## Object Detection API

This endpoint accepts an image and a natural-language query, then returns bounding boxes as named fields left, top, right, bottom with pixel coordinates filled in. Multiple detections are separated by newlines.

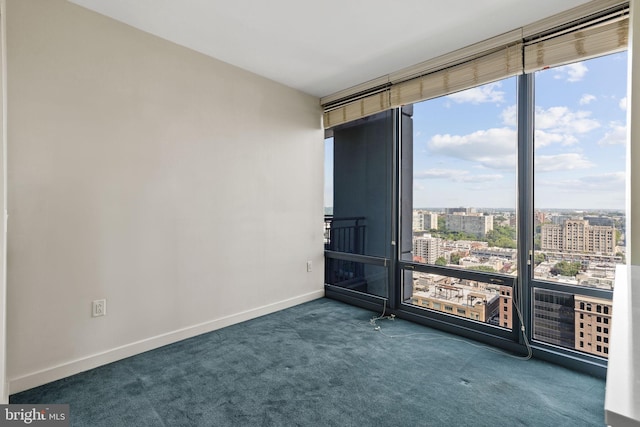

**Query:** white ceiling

left=69, top=0, right=592, bottom=98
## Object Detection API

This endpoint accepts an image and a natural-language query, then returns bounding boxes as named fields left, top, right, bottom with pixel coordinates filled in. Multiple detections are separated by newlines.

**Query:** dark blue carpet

left=11, top=298, right=605, bottom=426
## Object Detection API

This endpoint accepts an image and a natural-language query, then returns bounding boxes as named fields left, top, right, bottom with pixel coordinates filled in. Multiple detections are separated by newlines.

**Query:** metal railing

left=324, top=216, right=366, bottom=253
left=324, top=216, right=367, bottom=290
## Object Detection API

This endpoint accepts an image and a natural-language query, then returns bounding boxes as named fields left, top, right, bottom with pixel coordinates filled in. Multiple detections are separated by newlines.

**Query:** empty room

left=1, top=0, right=638, bottom=425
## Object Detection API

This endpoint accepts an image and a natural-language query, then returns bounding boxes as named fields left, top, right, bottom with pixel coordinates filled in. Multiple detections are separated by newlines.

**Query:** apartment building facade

left=541, top=219, right=615, bottom=254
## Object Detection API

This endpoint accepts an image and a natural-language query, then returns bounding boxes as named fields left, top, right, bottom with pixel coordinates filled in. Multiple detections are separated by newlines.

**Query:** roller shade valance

left=322, top=43, right=522, bottom=128
left=524, top=15, right=628, bottom=73
left=390, top=43, right=522, bottom=108
left=322, top=0, right=629, bottom=129
left=323, top=90, right=391, bottom=129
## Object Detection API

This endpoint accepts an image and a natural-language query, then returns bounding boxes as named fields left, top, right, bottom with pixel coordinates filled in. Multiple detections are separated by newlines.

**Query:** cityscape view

left=325, top=52, right=626, bottom=359
left=405, top=52, right=626, bottom=358
left=411, top=207, right=623, bottom=288
left=409, top=206, right=619, bottom=358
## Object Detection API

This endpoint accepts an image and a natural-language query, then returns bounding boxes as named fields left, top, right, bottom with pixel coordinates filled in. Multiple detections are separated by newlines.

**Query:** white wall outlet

left=306, top=260, right=313, bottom=272
left=92, top=299, right=107, bottom=317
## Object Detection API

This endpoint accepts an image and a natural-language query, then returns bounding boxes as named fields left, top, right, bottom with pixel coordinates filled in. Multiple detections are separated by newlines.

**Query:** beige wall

left=6, top=0, right=324, bottom=392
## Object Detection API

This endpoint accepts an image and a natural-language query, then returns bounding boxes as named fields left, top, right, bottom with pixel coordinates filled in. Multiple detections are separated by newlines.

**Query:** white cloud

left=579, top=94, right=596, bottom=105
left=580, top=172, right=626, bottom=186
left=447, top=82, right=505, bottom=104
left=534, top=129, right=578, bottom=148
left=578, top=172, right=625, bottom=189
left=427, top=127, right=516, bottom=170
left=619, top=97, right=627, bottom=111
left=535, top=153, right=594, bottom=172
left=539, top=172, right=625, bottom=192
left=553, top=62, right=588, bottom=82
left=501, top=104, right=517, bottom=127
left=460, top=174, right=504, bottom=182
left=535, top=106, right=600, bottom=135
left=414, top=169, right=503, bottom=183
left=598, top=121, right=627, bottom=146
left=501, top=104, right=599, bottom=149
left=414, top=169, right=461, bottom=180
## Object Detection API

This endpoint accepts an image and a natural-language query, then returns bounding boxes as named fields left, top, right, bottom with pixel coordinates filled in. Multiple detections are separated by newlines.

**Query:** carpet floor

left=11, top=298, right=606, bottom=426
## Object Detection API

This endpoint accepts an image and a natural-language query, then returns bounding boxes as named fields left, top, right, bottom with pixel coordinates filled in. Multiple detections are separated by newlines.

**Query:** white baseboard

left=9, top=290, right=324, bottom=395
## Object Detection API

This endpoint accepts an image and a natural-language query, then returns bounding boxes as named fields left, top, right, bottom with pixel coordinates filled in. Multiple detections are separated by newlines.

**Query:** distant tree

left=495, top=237, right=517, bottom=249
left=438, top=216, right=446, bottom=231
left=468, top=265, right=497, bottom=273
left=435, top=230, right=477, bottom=241
left=534, top=253, right=546, bottom=266
left=551, top=261, right=582, bottom=277
left=450, top=253, right=461, bottom=265
left=435, top=257, right=447, bottom=266
left=615, top=229, right=622, bottom=245
left=486, top=225, right=516, bottom=248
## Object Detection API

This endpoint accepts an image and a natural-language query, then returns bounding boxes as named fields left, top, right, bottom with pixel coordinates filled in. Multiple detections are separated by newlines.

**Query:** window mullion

left=517, top=73, right=535, bottom=347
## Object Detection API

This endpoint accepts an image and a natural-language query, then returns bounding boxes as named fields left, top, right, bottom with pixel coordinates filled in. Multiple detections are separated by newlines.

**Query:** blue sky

left=325, top=52, right=628, bottom=211
left=413, top=52, right=628, bottom=210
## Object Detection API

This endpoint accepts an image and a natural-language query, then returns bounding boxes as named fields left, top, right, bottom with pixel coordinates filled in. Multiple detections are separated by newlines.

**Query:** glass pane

left=331, top=111, right=394, bottom=259
left=324, top=137, right=333, bottom=217
left=533, top=53, right=627, bottom=289
left=325, top=259, right=388, bottom=298
left=325, top=112, right=393, bottom=299
left=405, top=270, right=512, bottom=330
left=407, top=78, right=518, bottom=276
left=532, top=288, right=611, bottom=358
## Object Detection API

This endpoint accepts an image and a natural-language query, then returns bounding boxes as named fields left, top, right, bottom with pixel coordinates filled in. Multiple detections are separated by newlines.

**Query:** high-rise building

left=499, top=286, right=513, bottom=330
left=584, top=216, right=614, bottom=227
left=533, top=289, right=575, bottom=348
left=445, top=214, right=493, bottom=237
left=534, top=211, right=546, bottom=225
left=551, top=215, right=572, bottom=225
left=423, top=212, right=439, bottom=231
left=574, top=295, right=612, bottom=357
left=413, top=234, right=442, bottom=264
left=445, top=207, right=477, bottom=215
left=411, top=283, right=499, bottom=323
left=541, top=219, right=615, bottom=254
left=413, top=210, right=425, bottom=231
left=413, top=211, right=439, bottom=231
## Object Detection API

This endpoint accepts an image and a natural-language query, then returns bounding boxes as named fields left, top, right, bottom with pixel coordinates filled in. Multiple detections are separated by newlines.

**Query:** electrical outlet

left=306, top=260, right=312, bottom=272
left=92, top=299, right=106, bottom=317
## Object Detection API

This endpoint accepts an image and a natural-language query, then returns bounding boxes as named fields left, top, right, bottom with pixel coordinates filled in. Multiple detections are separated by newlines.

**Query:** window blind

left=322, top=40, right=522, bottom=128
left=323, top=90, right=390, bottom=129
left=389, top=43, right=522, bottom=108
left=322, top=0, right=629, bottom=129
left=524, top=14, right=628, bottom=73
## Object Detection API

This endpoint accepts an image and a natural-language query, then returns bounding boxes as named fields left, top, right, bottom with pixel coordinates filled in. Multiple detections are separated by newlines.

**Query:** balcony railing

left=324, top=216, right=367, bottom=292
left=324, top=216, right=366, bottom=253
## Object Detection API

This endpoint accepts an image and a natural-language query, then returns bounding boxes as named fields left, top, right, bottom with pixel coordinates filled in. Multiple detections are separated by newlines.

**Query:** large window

left=407, top=78, right=518, bottom=275
left=530, top=52, right=627, bottom=357
left=323, top=2, right=628, bottom=372
left=402, top=78, right=518, bottom=329
left=533, top=53, right=627, bottom=288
